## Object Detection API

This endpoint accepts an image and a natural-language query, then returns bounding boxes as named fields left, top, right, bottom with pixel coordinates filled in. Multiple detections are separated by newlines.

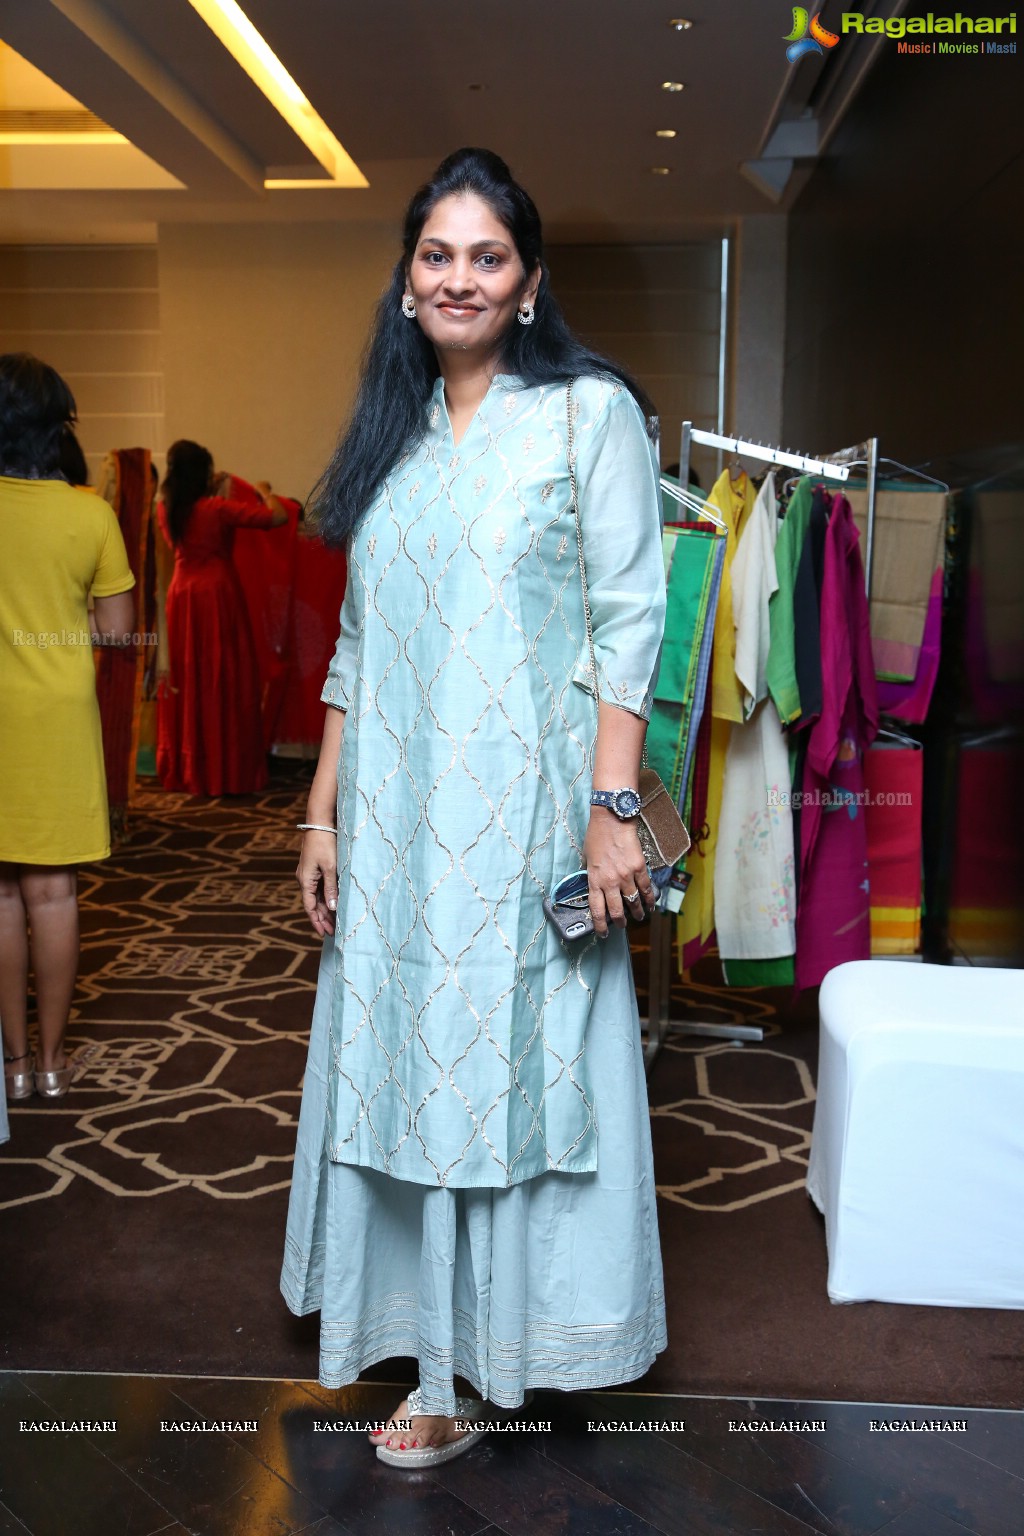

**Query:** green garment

left=766, top=478, right=815, bottom=727
left=721, top=956, right=795, bottom=988
left=647, top=525, right=722, bottom=805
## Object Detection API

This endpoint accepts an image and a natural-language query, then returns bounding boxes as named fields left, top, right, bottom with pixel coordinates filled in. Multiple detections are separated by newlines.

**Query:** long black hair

left=310, top=148, right=656, bottom=547
left=58, top=428, right=90, bottom=486
left=161, top=439, right=213, bottom=544
left=0, top=352, right=77, bottom=478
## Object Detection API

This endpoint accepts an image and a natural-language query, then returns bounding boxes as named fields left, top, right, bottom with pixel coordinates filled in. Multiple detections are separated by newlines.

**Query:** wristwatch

left=590, top=787, right=642, bottom=820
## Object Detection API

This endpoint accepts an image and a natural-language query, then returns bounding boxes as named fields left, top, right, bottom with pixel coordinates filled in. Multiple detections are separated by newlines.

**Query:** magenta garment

left=796, top=495, right=879, bottom=991
left=876, top=568, right=942, bottom=724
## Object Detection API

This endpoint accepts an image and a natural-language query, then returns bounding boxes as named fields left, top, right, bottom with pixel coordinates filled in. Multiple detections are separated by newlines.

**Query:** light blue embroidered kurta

left=320, top=373, right=665, bottom=1188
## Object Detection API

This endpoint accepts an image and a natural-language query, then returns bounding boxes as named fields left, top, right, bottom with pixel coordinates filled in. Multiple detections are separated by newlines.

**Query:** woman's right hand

left=296, top=830, right=338, bottom=936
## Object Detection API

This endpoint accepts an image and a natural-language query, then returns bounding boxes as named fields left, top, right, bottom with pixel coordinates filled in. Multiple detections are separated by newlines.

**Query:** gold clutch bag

left=636, top=767, right=691, bottom=871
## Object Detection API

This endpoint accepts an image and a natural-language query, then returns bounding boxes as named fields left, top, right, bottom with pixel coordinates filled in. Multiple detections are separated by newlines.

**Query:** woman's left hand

left=583, top=810, right=657, bottom=937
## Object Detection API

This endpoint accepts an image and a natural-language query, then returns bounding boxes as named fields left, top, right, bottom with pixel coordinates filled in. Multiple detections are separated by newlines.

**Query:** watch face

left=615, top=789, right=642, bottom=818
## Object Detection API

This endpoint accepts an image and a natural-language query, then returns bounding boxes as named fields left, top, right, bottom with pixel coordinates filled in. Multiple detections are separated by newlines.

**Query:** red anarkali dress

left=157, top=489, right=275, bottom=795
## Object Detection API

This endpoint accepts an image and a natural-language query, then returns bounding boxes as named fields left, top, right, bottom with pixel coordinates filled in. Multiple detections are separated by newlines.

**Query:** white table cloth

left=807, top=960, right=1024, bottom=1307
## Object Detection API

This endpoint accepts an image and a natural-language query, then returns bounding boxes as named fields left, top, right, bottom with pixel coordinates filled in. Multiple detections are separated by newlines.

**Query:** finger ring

left=624, top=889, right=640, bottom=902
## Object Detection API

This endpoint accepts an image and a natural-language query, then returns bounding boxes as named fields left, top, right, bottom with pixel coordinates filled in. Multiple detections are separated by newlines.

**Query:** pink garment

left=876, top=568, right=942, bottom=724
left=796, top=494, right=879, bottom=990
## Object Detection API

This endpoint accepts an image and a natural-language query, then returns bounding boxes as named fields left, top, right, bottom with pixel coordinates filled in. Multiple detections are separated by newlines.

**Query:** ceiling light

left=655, top=129, right=678, bottom=138
left=662, top=81, right=686, bottom=92
left=0, top=130, right=127, bottom=145
left=0, top=109, right=127, bottom=147
left=668, top=18, right=694, bottom=30
left=651, top=166, right=671, bottom=175
left=186, top=0, right=367, bottom=187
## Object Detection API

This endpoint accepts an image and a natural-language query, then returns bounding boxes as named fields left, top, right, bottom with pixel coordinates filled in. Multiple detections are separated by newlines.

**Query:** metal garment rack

left=644, top=424, right=866, bottom=1069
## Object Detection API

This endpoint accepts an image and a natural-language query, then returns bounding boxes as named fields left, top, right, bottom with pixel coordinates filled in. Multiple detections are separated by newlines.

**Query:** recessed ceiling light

left=662, top=81, right=685, bottom=92
left=651, top=166, right=671, bottom=175
left=668, top=18, right=694, bottom=30
left=655, top=129, right=678, bottom=138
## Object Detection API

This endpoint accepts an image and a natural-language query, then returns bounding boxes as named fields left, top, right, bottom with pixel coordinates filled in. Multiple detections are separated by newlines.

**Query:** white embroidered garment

left=320, top=374, right=665, bottom=1187
left=714, top=474, right=796, bottom=960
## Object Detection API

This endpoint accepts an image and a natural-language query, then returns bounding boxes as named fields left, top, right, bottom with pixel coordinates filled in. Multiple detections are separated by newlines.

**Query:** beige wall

left=547, top=242, right=723, bottom=479
left=157, top=221, right=398, bottom=503
left=3, top=228, right=726, bottom=498
left=0, top=244, right=164, bottom=483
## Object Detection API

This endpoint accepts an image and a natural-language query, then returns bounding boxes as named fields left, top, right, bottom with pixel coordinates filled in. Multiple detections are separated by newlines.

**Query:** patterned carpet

left=2, top=765, right=1022, bottom=1407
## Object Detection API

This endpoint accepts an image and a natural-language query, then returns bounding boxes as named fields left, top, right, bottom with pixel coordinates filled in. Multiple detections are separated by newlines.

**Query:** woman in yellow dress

left=0, top=354, right=136, bottom=1101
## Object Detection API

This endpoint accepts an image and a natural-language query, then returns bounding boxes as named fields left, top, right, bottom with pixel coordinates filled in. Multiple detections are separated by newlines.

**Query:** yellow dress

left=0, top=476, right=135, bottom=864
left=678, top=468, right=756, bottom=956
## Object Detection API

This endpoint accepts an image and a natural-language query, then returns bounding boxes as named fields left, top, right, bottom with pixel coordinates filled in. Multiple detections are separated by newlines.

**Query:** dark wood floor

left=2, top=1374, right=1022, bottom=1536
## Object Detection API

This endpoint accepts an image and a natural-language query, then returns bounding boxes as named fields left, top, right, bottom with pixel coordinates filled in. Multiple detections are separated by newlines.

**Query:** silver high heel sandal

left=376, top=1387, right=487, bottom=1468
left=34, top=1063, right=73, bottom=1100
left=3, top=1050, right=34, bottom=1100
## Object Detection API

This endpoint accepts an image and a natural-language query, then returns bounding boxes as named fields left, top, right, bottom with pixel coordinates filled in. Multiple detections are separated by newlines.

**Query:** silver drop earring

left=401, top=294, right=417, bottom=319
left=517, top=302, right=535, bottom=326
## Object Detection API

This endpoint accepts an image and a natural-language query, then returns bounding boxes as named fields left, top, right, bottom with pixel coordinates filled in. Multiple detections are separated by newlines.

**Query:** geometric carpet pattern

left=1, top=777, right=318, bottom=1211
left=2, top=771, right=809, bottom=1215
left=649, top=1026, right=815, bottom=1212
left=6, top=767, right=1024, bottom=1408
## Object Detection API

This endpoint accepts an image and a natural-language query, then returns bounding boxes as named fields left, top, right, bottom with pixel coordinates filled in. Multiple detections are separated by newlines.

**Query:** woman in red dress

left=157, top=439, right=287, bottom=796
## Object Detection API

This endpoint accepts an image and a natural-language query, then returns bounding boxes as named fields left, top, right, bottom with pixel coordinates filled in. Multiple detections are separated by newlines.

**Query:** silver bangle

left=296, top=822, right=337, bottom=834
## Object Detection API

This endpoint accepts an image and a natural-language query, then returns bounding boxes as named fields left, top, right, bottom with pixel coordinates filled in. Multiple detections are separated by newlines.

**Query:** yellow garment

left=870, top=905, right=921, bottom=955
left=707, top=469, right=756, bottom=724
left=0, top=476, right=135, bottom=863
left=678, top=469, right=756, bottom=954
left=677, top=715, right=731, bottom=952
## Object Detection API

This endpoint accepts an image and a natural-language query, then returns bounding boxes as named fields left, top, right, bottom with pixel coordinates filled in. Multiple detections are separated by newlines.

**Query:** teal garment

left=281, top=926, right=667, bottom=1412
left=766, top=478, right=815, bottom=727
left=659, top=471, right=707, bottom=527
left=320, top=374, right=666, bottom=1189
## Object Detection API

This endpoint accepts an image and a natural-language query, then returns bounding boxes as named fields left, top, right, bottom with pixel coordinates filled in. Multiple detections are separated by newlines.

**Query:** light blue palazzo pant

left=281, top=931, right=667, bottom=1415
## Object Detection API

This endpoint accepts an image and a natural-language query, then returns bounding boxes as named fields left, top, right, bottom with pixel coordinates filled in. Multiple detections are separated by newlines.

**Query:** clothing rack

left=643, top=425, right=865, bottom=1070
left=678, top=424, right=854, bottom=490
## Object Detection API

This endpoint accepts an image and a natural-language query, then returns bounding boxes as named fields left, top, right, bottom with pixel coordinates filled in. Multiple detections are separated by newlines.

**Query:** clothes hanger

left=845, top=457, right=950, bottom=493
left=660, top=477, right=726, bottom=530
left=874, top=722, right=921, bottom=749
left=960, top=722, right=1024, bottom=750
left=662, top=480, right=726, bottom=528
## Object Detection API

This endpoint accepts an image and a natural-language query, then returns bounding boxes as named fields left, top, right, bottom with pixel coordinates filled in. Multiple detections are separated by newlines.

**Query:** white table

left=807, top=960, right=1024, bottom=1307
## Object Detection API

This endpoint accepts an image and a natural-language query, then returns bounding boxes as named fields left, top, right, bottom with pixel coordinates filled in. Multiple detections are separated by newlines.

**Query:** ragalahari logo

left=784, top=7, right=841, bottom=61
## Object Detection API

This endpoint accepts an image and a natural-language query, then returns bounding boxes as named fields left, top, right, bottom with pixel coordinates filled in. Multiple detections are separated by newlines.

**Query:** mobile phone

left=543, top=870, right=595, bottom=943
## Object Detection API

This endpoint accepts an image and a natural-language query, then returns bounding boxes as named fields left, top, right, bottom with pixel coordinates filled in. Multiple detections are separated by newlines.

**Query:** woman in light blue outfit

left=283, top=148, right=668, bottom=1467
